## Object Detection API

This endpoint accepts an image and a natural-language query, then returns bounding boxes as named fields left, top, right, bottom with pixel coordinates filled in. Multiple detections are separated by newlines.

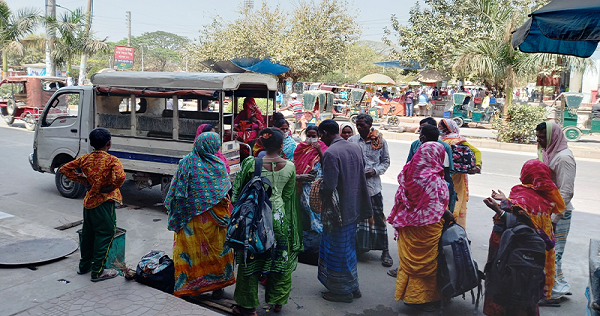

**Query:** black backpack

left=451, top=144, right=476, bottom=173
left=437, top=221, right=483, bottom=314
left=485, top=213, right=546, bottom=308
left=225, top=158, right=275, bottom=261
left=135, top=250, right=175, bottom=294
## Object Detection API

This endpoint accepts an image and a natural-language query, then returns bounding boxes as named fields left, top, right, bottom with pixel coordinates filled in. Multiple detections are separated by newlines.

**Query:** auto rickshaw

left=347, top=90, right=399, bottom=126
left=0, top=76, right=67, bottom=131
left=555, top=92, right=599, bottom=141
left=289, top=90, right=335, bottom=133
left=451, top=92, right=500, bottom=127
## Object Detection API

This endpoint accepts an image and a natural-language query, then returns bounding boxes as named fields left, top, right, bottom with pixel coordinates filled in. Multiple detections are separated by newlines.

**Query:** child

left=60, top=128, right=126, bottom=282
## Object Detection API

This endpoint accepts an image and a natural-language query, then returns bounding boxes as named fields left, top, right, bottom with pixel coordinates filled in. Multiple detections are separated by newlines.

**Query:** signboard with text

left=114, top=45, right=135, bottom=70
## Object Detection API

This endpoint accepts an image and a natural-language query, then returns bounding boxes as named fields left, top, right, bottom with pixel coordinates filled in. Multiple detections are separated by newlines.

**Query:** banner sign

left=114, top=45, right=135, bottom=69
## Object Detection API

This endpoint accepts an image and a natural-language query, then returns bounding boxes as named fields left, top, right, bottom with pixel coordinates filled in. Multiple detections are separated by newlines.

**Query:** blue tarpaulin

left=373, top=60, right=422, bottom=70
left=512, top=0, right=600, bottom=58
left=201, top=58, right=290, bottom=76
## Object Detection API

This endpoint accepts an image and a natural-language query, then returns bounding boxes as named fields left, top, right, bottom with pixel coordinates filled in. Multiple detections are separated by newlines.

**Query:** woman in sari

left=165, top=132, right=235, bottom=299
left=231, top=128, right=303, bottom=316
left=339, top=122, right=354, bottom=140
left=234, top=97, right=265, bottom=160
left=438, top=118, right=481, bottom=228
left=294, top=125, right=328, bottom=260
left=196, top=124, right=230, bottom=174
left=482, top=159, right=565, bottom=316
left=387, top=141, right=452, bottom=312
left=275, top=119, right=296, bottom=161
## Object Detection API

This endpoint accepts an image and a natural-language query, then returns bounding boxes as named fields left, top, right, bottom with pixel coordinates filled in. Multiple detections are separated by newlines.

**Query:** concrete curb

left=380, top=130, right=600, bottom=160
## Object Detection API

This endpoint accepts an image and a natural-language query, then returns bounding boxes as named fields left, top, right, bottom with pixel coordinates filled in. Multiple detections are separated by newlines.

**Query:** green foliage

left=0, top=1, right=41, bottom=73
left=116, top=31, right=189, bottom=72
left=494, top=103, right=546, bottom=143
left=185, top=0, right=360, bottom=82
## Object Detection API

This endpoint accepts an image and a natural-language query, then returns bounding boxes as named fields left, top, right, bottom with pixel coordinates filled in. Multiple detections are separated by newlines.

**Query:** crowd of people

left=61, top=103, right=577, bottom=315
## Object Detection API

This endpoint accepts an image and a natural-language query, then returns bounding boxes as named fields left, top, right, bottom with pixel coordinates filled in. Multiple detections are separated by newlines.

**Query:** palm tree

left=0, top=2, right=40, bottom=77
left=46, top=8, right=108, bottom=78
left=452, top=0, right=595, bottom=115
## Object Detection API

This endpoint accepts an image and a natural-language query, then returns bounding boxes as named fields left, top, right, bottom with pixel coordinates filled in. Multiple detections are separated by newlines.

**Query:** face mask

left=439, top=129, right=446, bottom=137
left=306, top=137, right=317, bottom=144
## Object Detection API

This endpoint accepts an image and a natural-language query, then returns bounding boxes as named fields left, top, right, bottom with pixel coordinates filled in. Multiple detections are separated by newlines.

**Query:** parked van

left=29, top=72, right=278, bottom=200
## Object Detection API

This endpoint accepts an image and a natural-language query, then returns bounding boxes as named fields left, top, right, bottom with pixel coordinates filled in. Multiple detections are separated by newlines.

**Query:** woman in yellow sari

left=439, top=118, right=481, bottom=228
left=387, top=139, right=453, bottom=312
left=165, top=132, right=235, bottom=299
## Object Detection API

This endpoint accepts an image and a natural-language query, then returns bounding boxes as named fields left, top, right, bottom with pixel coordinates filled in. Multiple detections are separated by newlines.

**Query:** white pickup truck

left=29, top=72, right=278, bottom=200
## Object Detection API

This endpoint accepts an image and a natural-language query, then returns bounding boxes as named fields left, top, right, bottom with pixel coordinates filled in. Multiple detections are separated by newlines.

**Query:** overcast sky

left=8, top=0, right=421, bottom=43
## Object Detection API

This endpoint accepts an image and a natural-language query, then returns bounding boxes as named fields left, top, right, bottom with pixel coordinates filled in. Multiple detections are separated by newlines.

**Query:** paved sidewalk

left=14, top=277, right=221, bottom=316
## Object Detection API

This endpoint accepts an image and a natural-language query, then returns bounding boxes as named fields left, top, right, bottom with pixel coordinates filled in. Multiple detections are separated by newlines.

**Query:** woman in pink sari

left=196, top=124, right=230, bottom=174
left=293, top=125, right=328, bottom=258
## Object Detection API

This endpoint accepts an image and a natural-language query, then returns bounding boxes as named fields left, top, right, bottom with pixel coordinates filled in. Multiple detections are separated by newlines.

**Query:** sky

left=7, top=0, right=421, bottom=43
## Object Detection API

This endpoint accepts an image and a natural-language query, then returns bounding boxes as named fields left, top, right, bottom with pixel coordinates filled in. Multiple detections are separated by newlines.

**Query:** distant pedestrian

left=439, top=119, right=482, bottom=228
left=535, top=121, right=576, bottom=303
left=418, top=90, right=429, bottom=116
left=405, top=90, right=415, bottom=117
left=318, top=120, right=372, bottom=303
left=60, top=128, right=126, bottom=282
left=348, top=114, right=392, bottom=267
left=165, top=132, right=235, bottom=298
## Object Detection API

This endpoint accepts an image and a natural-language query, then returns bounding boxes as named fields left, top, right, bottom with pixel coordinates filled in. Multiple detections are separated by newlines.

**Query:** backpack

left=437, top=221, right=483, bottom=314
left=225, top=158, right=275, bottom=261
left=485, top=213, right=546, bottom=308
left=451, top=144, right=476, bottom=173
left=135, top=250, right=175, bottom=294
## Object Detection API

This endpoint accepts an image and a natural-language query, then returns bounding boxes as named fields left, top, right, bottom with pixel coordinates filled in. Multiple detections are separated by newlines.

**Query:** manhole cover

left=0, top=238, right=78, bottom=265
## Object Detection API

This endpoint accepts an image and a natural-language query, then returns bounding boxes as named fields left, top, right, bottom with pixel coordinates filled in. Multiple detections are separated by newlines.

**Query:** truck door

left=34, top=90, right=82, bottom=171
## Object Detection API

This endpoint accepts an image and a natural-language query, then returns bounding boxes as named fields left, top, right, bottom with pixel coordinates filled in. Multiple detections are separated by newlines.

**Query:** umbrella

left=512, top=0, right=600, bottom=58
left=415, top=69, right=446, bottom=83
left=358, top=73, right=396, bottom=85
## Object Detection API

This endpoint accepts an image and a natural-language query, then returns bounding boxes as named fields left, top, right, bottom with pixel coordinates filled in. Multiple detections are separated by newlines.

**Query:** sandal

left=381, top=251, right=393, bottom=267
left=91, top=268, right=118, bottom=282
left=387, top=268, right=398, bottom=278
left=273, top=304, right=283, bottom=313
left=322, top=292, right=353, bottom=303
left=232, top=305, right=258, bottom=316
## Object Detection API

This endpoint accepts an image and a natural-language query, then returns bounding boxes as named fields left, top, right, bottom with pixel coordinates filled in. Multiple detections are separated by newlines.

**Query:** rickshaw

left=0, top=76, right=67, bottom=131
left=348, top=89, right=400, bottom=126
left=554, top=92, right=599, bottom=141
left=450, top=92, right=500, bottom=127
left=290, top=90, right=335, bottom=134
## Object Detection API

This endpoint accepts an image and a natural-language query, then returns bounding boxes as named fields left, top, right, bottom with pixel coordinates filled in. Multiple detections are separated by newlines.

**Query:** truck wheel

left=24, top=113, right=36, bottom=131
left=453, top=116, right=464, bottom=127
left=0, top=107, right=14, bottom=125
left=55, top=164, right=86, bottom=198
left=350, top=114, right=358, bottom=125
left=160, top=176, right=172, bottom=205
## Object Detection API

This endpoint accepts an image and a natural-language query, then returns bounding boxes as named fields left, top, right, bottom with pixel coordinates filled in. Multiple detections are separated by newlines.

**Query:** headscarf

left=440, top=118, right=466, bottom=142
left=294, top=139, right=328, bottom=175
left=339, top=122, right=354, bottom=135
left=509, top=159, right=565, bottom=217
left=241, top=97, right=265, bottom=125
left=165, top=132, right=231, bottom=232
left=196, top=124, right=230, bottom=174
left=282, top=135, right=297, bottom=161
left=387, top=142, right=449, bottom=229
left=538, top=121, right=568, bottom=166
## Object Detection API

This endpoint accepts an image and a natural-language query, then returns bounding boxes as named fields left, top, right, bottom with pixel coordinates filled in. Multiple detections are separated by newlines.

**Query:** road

left=1, top=120, right=599, bottom=316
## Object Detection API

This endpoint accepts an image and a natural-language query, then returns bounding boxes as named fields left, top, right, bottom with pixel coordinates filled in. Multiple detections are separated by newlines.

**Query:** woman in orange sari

left=482, top=159, right=565, bottom=316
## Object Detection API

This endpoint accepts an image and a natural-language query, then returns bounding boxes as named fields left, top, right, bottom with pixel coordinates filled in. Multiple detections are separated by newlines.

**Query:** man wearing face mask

left=348, top=114, right=393, bottom=268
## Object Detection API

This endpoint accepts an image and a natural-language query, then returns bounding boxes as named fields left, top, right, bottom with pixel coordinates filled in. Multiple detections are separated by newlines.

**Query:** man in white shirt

left=536, top=121, right=576, bottom=304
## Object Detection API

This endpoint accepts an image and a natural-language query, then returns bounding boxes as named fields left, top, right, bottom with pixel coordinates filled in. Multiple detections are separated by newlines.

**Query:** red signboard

left=114, top=45, right=135, bottom=69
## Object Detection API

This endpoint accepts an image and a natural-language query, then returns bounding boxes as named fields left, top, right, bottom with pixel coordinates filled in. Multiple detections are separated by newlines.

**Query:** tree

left=451, top=0, right=595, bottom=114
left=0, top=1, right=39, bottom=76
left=185, top=0, right=360, bottom=82
left=7, top=33, right=45, bottom=66
left=118, top=31, right=189, bottom=72
left=46, top=8, right=108, bottom=77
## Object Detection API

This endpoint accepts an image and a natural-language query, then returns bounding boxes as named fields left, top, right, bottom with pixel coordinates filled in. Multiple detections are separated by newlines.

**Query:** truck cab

left=30, top=72, right=278, bottom=200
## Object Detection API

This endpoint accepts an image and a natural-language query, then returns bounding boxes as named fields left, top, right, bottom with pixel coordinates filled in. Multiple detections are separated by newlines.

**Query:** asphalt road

left=1, top=120, right=599, bottom=316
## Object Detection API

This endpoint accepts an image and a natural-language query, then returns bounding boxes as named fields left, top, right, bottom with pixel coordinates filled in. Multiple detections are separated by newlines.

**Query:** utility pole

left=126, top=11, right=131, bottom=46
left=45, top=0, right=56, bottom=77
left=78, top=0, right=92, bottom=84
left=141, top=45, right=144, bottom=71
